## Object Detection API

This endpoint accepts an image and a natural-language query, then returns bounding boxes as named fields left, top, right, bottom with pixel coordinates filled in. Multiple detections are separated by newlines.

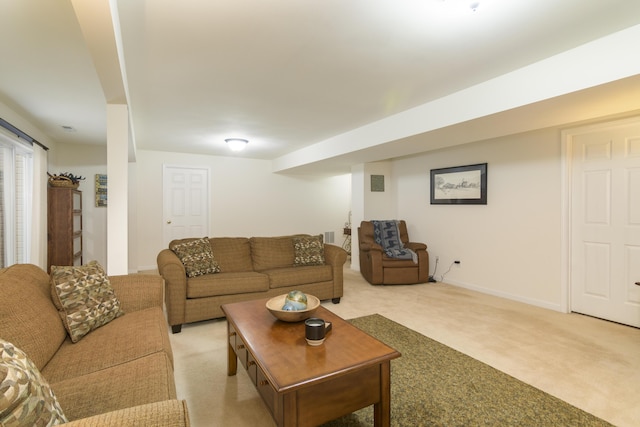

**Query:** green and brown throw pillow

left=0, top=339, right=68, bottom=426
left=293, top=235, right=325, bottom=266
left=171, top=237, right=221, bottom=277
left=50, top=261, right=124, bottom=343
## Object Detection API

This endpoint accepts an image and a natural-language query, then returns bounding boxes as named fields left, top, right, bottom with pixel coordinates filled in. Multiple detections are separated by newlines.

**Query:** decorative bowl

left=266, top=293, right=320, bottom=322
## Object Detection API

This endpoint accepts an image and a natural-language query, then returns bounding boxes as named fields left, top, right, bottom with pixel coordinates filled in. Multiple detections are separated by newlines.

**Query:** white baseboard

left=443, top=279, right=565, bottom=313
left=135, top=265, right=158, bottom=273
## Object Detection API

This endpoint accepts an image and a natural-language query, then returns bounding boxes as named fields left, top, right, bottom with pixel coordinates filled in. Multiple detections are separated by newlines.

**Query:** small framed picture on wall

left=95, top=174, right=107, bottom=207
left=371, top=174, right=385, bottom=192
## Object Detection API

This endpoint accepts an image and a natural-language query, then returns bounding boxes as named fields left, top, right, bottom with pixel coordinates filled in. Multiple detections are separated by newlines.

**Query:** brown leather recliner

left=358, top=220, right=429, bottom=285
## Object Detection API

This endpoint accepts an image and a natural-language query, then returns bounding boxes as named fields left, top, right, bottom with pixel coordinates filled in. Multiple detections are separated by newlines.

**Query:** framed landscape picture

left=430, top=163, right=487, bottom=205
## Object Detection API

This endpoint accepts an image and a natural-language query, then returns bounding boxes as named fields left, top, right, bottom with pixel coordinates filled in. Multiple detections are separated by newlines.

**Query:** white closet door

left=570, top=118, right=640, bottom=327
left=163, top=165, right=210, bottom=245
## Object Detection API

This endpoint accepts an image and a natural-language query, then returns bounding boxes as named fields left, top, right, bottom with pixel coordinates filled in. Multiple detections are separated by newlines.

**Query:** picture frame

left=430, top=163, right=487, bottom=205
left=95, top=174, right=107, bottom=207
left=371, top=174, right=385, bottom=192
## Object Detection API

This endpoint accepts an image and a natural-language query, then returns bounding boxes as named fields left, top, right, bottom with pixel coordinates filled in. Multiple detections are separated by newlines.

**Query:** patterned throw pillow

left=293, top=235, right=325, bottom=266
left=50, top=261, right=124, bottom=343
left=0, top=339, right=68, bottom=426
left=170, top=237, right=221, bottom=277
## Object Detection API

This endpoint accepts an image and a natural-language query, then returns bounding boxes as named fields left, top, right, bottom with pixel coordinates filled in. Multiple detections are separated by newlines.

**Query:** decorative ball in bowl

left=266, top=292, right=320, bottom=322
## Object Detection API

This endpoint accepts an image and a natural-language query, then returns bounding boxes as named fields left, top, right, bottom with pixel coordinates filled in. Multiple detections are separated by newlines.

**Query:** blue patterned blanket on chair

left=372, top=220, right=417, bottom=263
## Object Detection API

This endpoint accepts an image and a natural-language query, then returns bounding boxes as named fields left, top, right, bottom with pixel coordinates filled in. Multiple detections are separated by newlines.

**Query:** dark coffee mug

left=305, top=318, right=332, bottom=345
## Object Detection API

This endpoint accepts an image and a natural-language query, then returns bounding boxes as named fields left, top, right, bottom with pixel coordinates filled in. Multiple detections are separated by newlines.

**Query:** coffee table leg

left=373, top=361, right=391, bottom=427
left=227, top=327, right=237, bottom=376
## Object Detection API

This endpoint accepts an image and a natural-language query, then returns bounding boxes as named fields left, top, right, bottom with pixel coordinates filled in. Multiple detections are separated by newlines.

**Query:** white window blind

left=0, top=128, right=33, bottom=267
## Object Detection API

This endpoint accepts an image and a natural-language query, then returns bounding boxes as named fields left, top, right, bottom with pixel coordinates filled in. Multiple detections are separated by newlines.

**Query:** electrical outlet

left=454, top=260, right=461, bottom=264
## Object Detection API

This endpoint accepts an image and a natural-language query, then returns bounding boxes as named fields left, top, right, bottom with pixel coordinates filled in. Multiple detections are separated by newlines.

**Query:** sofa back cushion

left=250, top=236, right=297, bottom=271
left=209, top=238, right=253, bottom=272
left=170, top=237, right=253, bottom=274
left=0, top=264, right=67, bottom=371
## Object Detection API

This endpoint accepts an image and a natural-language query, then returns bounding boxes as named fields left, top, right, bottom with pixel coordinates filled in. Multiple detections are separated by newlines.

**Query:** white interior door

left=570, top=118, right=640, bottom=327
left=163, top=165, right=209, bottom=246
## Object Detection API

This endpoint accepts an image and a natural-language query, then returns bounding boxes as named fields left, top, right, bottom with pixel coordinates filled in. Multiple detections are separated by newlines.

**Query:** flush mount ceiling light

left=438, top=0, right=480, bottom=11
left=225, top=138, right=249, bottom=152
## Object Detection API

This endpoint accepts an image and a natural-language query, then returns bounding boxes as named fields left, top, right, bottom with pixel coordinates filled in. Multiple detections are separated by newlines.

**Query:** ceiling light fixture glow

left=225, top=138, right=249, bottom=152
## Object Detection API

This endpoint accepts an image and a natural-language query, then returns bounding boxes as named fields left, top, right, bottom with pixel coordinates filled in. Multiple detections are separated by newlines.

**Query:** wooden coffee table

left=222, top=299, right=401, bottom=427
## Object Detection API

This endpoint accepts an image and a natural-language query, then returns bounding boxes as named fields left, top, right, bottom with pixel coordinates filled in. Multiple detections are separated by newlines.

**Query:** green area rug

left=322, top=314, right=612, bottom=427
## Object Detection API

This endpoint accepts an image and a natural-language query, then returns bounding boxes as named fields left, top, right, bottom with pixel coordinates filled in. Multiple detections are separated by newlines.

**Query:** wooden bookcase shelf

left=47, top=187, right=83, bottom=272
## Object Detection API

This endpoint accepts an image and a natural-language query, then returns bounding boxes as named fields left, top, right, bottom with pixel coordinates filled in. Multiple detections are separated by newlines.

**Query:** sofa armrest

left=157, top=249, right=188, bottom=329
left=62, top=399, right=190, bottom=426
left=109, top=274, right=163, bottom=313
left=324, top=243, right=347, bottom=267
left=323, top=244, right=347, bottom=298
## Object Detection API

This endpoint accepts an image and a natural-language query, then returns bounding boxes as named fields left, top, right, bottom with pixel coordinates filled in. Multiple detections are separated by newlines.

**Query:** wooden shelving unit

left=47, top=187, right=83, bottom=272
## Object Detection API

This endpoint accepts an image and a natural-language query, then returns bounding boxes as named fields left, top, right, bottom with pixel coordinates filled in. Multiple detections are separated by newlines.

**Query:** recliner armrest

left=405, top=242, right=427, bottom=251
left=359, top=242, right=383, bottom=252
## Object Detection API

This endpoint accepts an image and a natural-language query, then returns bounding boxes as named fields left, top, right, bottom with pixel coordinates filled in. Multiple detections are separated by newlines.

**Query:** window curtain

left=30, top=143, right=47, bottom=268
left=0, top=150, right=4, bottom=264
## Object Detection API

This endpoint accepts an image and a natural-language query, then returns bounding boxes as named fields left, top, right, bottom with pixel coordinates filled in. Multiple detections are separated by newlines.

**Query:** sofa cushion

left=187, top=272, right=269, bottom=298
left=50, top=261, right=124, bottom=343
left=0, top=339, right=68, bottom=426
left=266, top=265, right=333, bottom=289
left=170, top=237, right=221, bottom=277
left=51, top=352, right=176, bottom=421
left=293, top=235, right=325, bottom=266
left=61, top=400, right=190, bottom=427
left=250, top=236, right=296, bottom=271
left=42, top=307, right=172, bottom=383
left=209, top=237, right=254, bottom=272
left=0, top=264, right=67, bottom=371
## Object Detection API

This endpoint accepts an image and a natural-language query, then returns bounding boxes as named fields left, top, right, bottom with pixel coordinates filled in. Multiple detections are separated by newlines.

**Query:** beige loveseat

left=157, top=235, right=348, bottom=333
left=0, top=263, right=189, bottom=426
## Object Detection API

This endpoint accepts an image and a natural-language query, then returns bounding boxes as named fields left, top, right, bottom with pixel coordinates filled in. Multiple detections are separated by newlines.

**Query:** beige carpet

left=169, top=266, right=640, bottom=427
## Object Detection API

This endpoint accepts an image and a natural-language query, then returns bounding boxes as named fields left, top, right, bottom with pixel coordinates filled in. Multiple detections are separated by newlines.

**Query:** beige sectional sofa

left=157, top=235, right=348, bottom=333
left=0, top=263, right=189, bottom=426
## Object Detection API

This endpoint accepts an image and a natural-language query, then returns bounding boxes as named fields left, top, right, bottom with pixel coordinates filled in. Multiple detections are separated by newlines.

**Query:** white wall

left=134, top=150, right=352, bottom=270
left=349, top=164, right=364, bottom=270
left=128, top=162, right=138, bottom=273
left=349, top=160, right=396, bottom=270
left=106, top=104, right=129, bottom=275
left=393, top=128, right=563, bottom=310
left=363, top=161, right=396, bottom=220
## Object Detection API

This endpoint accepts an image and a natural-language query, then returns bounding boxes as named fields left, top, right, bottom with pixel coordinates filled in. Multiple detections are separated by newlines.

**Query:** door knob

left=166, top=220, right=172, bottom=224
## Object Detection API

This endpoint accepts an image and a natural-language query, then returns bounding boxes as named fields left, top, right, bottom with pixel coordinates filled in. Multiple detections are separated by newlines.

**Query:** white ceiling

left=1, top=0, right=640, bottom=173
